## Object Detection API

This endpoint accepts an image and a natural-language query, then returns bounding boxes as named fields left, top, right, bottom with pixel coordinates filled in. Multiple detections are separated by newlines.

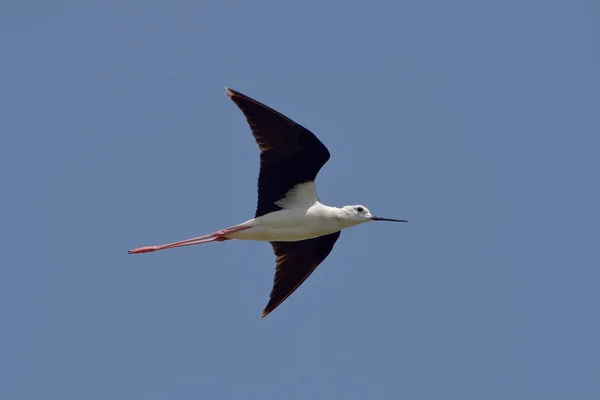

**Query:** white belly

left=231, top=226, right=327, bottom=242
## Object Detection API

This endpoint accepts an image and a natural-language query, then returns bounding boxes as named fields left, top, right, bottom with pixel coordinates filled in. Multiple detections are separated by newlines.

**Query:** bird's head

left=340, top=205, right=408, bottom=227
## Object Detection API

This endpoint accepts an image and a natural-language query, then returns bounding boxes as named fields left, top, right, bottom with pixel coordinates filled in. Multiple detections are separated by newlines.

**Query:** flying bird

left=129, top=88, right=407, bottom=318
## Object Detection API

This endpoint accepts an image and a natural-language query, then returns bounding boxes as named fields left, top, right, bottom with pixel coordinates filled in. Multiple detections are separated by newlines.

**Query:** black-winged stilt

left=129, top=88, right=407, bottom=318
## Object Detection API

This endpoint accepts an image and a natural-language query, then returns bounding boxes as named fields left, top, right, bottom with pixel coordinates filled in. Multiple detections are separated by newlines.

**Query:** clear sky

left=2, top=0, right=599, bottom=399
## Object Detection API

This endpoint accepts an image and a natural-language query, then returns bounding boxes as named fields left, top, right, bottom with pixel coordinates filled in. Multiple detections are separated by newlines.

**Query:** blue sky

left=1, top=0, right=599, bottom=399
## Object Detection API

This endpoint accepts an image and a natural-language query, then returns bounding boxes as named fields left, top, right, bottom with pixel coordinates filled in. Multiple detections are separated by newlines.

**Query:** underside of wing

left=226, top=88, right=330, bottom=217
left=262, top=231, right=342, bottom=318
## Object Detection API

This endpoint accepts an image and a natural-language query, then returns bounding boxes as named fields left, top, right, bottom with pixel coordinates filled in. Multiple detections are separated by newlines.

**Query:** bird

left=129, top=88, right=407, bottom=318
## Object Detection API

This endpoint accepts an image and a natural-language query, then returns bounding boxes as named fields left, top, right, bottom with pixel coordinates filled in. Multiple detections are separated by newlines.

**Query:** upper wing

left=262, top=231, right=342, bottom=318
left=226, top=88, right=331, bottom=217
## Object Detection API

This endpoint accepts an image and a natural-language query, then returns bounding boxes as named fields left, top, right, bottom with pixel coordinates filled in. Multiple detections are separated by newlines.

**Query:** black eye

left=356, top=207, right=364, bottom=212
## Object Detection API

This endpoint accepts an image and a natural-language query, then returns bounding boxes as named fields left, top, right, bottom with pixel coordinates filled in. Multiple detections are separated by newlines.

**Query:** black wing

left=262, top=231, right=341, bottom=318
left=226, top=88, right=331, bottom=217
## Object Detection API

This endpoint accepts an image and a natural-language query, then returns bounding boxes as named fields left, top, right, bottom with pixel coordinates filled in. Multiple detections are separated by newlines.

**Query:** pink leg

left=128, top=226, right=251, bottom=254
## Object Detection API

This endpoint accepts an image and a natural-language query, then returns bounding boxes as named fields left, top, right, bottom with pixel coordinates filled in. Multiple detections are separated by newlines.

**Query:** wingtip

left=224, top=87, right=235, bottom=98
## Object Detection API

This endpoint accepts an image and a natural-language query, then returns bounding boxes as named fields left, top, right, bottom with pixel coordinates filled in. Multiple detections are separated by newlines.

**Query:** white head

left=340, top=205, right=408, bottom=227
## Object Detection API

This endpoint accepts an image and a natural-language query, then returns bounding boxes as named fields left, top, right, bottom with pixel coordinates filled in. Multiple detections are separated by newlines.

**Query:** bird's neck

left=317, top=204, right=362, bottom=229
left=315, top=203, right=344, bottom=217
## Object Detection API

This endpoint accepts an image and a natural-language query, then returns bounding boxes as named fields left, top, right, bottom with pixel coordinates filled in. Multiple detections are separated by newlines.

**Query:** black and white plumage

left=129, top=88, right=407, bottom=318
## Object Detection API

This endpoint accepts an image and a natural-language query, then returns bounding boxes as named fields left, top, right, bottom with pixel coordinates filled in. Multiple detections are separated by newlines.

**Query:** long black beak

left=371, top=216, right=408, bottom=222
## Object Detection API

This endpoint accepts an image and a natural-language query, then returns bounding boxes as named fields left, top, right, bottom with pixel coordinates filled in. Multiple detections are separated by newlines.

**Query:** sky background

left=1, top=0, right=599, bottom=399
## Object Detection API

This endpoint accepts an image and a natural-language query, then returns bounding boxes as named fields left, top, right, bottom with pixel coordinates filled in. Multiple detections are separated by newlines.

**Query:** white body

left=227, top=203, right=356, bottom=241
left=226, top=182, right=369, bottom=242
